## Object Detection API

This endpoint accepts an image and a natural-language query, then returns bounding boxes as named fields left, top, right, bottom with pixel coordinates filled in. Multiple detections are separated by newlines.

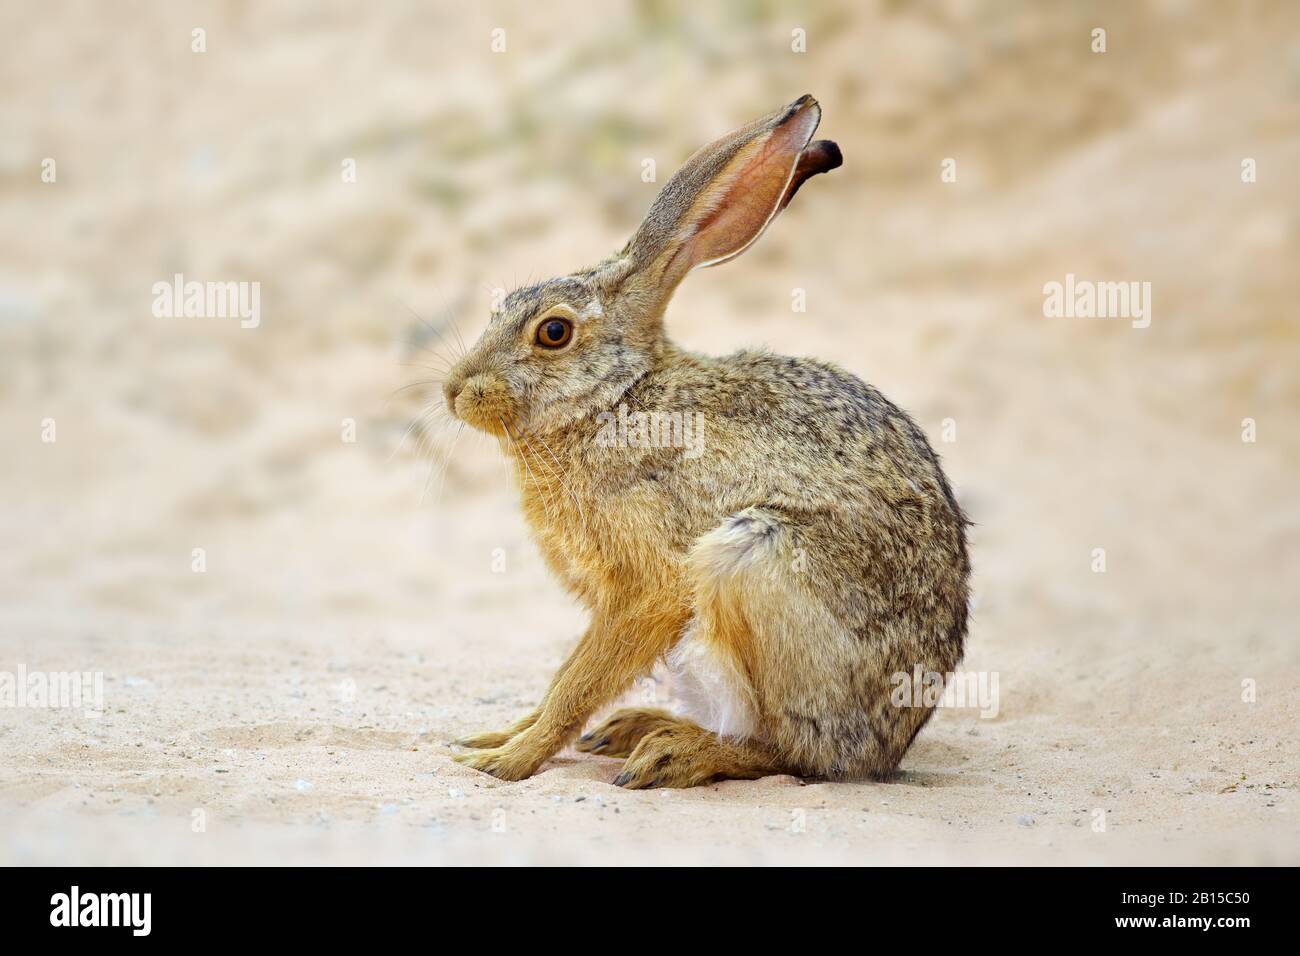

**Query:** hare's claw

left=613, top=727, right=712, bottom=789
left=576, top=707, right=678, bottom=758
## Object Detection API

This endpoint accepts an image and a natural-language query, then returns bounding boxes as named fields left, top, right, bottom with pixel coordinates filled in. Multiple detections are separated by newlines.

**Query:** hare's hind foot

left=612, top=721, right=781, bottom=789
left=576, top=707, right=678, bottom=758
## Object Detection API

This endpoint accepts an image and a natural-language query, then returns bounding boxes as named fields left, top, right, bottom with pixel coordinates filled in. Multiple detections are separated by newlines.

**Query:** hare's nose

left=446, top=373, right=495, bottom=421
left=443, top=378, right=464, bottom=414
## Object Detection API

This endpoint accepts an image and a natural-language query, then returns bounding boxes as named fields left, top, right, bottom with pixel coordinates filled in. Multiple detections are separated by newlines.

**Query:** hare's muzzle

left=445, top=372, right=513, bottom=434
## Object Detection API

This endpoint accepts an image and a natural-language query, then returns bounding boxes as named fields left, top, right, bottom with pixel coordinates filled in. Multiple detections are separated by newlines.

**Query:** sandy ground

left=1, top=2, right=1298, bottom=864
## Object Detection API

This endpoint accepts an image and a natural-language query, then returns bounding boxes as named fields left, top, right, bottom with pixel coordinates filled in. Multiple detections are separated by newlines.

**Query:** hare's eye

left=535, top=317, right=573, bottom=349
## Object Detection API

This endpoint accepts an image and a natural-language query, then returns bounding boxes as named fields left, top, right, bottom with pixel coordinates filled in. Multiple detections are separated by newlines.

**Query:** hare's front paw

left=576, top=707, right=678, bottom=758
left=454, top=729, right=515, bottom=750
left=453, top=710, right=539, bottom=750
left=452, top=739, right=548, bottom=781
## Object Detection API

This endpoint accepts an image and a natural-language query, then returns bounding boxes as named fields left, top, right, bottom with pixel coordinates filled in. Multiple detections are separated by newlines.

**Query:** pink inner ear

left=684, top=105, right=820, bottom=270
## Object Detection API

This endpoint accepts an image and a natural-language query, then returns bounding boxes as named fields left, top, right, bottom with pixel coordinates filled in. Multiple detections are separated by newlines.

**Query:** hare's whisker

left=503, top=419, right=558, bottom=527
left=420, top=420, right=464, bottom=508
left=409, top=403, right=453, bottom=467
left=619, top=388, right=652, bottom=416
left=399, top=331, right=460, bottom=361
left=388, top=406, right=449, bottom=463
left=516, top=431, right=567, bottom=526
left=522, top=424, right=589, bottom=533
left=447, top=312, right=468, bottom=360
left=403, top=301, right=466, bottom=364
left=514, top=422, right=568, bottom=528
left=403, top=414, right=440, bottom=468
left=387, top=379, right=445, bottom=401
left=397, top=362, right=451, bottom=375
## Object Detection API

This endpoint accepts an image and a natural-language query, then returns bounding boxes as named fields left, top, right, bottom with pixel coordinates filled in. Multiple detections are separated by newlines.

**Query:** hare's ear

left=619, top=94, right=841, bottom=298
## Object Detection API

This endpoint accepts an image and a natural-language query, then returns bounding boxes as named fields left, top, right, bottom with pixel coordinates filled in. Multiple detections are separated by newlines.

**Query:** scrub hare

left=446, top=95, right=970, bottom=787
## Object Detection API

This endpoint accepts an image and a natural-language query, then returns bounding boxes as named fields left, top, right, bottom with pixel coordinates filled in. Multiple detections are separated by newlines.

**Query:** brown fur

left=443, top=95, right=969, bottom=787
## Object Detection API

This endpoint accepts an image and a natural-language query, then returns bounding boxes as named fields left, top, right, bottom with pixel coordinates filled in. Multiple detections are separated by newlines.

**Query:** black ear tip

left=808, top=139, right=843, bottom=173
left=778, top=139, right=844, bottom=212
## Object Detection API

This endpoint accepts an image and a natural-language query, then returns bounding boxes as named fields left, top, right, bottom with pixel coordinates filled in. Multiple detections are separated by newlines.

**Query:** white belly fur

left=666, top=622, right=758, bottom=740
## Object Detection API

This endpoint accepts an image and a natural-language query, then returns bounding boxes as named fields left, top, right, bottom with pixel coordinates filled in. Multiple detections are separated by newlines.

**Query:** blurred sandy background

left=1, top=0, right=1297, bottom=864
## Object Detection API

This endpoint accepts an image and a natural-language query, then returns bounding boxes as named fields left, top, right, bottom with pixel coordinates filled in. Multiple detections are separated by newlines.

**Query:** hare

left=445, top=95, right=970, bottom=788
